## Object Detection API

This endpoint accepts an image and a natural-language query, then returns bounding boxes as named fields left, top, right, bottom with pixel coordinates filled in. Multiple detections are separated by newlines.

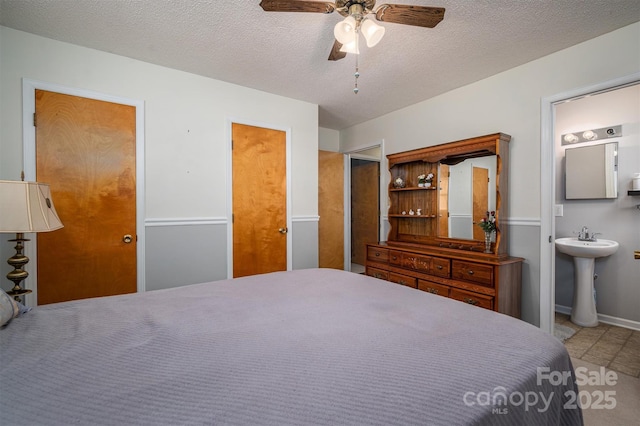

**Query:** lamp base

left=5, top=233, right=31, bottom=303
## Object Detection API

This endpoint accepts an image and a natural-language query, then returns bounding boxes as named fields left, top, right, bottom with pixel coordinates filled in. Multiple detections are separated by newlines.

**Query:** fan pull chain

left=354, top=55, right=359, bottom=94
left=353, top=27, right=360, bottom=94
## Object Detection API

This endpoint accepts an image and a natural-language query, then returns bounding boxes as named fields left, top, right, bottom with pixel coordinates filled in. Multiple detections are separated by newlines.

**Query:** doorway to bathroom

left=540, top=75, right=640, bottom=334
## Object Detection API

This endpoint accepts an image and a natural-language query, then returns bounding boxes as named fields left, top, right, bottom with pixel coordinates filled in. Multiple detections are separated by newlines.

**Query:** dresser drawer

left=367, top=246, right=389, bottom=263
left=451, top=260, right=493, bottom=287
left=389, top=250, right=402, bottom=266
left=366, top=267, right=388, bottom=280
left=430, top=257, right=450, bottom=278
left=450, top=289, right=493, bottom=310
left=418, top=280, right=449, bottom=297
left=389, top=272, right=417, bottom=289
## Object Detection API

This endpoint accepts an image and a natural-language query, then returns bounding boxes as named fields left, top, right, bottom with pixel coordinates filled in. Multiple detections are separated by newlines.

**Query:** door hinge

left=232, top=214, right=234, bottom=223
left=231, top=140, right=233, bottom=150
left=33, top=112, right=37, bottom=127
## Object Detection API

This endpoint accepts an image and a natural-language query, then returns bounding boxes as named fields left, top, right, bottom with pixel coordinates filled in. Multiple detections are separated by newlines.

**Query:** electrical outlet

left=554, top=204, right=564, bottom=217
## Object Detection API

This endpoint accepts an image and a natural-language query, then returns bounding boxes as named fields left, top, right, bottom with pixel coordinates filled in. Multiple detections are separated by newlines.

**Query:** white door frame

left=225, top=118, right=292, bottom=279
left=539, top=72, right=640, bottom=334
left=343, top=139, right=385, bottom=271
left=21, top=78, right=146, bottom=305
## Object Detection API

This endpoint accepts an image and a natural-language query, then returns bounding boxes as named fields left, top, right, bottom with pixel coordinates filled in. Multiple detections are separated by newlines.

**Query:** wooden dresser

left=365, top=133, right=523, bottom=318
left=365, top=243, right=522, bottom=317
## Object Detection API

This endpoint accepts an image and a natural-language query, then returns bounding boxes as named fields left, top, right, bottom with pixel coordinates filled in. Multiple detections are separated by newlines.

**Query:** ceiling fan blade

left=375, top=4, right=445, bottom=28
left=260, top=0, right=336, bottom=14
left=328, top=39, right=347, bottom=61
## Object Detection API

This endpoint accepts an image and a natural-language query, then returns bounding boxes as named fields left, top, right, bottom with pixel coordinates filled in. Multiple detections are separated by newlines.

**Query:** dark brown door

left=319, top=150, right=344, bottom=269
left=35, top=90, right=137, bottom=304
left=351, top=159, right=379, bottom=266
left=232, top=123, right=287, bottom=277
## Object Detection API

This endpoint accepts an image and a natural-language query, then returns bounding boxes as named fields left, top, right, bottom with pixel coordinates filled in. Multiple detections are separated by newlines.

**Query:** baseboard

left=555, top=304, right=640, bottom=331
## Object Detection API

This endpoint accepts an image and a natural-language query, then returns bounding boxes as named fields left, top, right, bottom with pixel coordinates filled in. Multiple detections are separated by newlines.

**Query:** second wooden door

left=232, top=123, right=287, bottom=277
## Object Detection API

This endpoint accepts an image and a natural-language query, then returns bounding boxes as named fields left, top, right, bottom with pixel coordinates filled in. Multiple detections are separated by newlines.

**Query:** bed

left=1, top=268, right=582, bottom=425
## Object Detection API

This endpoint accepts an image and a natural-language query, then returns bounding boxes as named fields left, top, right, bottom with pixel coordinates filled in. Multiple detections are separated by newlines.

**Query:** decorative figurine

left=409, top=209, right=415, bottom=215
left=393, top=177, right=406, bottom=189
left=417, top=209, right=422, bottom=215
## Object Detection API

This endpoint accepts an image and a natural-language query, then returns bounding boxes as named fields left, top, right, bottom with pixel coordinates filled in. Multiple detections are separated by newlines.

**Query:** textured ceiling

left=1, top=0, right=638, bottom=130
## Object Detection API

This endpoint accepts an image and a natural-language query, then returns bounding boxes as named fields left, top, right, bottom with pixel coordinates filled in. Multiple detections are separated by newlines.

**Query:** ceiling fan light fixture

left=334, top=15, right=357, bottom=44
left=360, top=18, right=385, bottom=47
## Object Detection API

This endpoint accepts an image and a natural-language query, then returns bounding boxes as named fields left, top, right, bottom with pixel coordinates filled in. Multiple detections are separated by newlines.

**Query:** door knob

left=123, top=234, right=133, bottom=244
left=278, top=227, right=288, bottom=234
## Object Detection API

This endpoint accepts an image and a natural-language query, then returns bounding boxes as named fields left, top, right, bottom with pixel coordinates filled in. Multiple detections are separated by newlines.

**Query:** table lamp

left=0, top=179, right=63, bottom=302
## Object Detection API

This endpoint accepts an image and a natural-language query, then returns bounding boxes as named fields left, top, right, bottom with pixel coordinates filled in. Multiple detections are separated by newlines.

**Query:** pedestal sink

left=555, top=237, right=619, bottom=327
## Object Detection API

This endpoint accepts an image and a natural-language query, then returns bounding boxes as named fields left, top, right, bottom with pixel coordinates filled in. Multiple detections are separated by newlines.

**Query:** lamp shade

left=339, top=36, right=360, bottom=54
left=360, top=18, right=385, bottom=47
left=334, top=16, right=357, bottom=44
left=0, top=180, right=63, bottom=233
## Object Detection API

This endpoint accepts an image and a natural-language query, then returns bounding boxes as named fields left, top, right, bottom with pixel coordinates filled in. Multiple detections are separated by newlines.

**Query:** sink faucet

left=577, top=226, right=600, bottom=241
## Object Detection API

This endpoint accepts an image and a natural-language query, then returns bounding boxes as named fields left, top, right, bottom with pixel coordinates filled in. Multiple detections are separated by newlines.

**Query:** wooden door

left=472, top=167, right=489, bottom=241
left=318, top=151, right=344, bottom=269
left=351, top=159, right=379, bottom=266
left=232, top=123, right=287, bottom=277
left=35, top=90, right=137, bottom=304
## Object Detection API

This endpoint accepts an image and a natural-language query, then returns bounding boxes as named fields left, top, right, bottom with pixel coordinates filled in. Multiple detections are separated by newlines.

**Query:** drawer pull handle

left=436, top=265, right=443, bottom=270
left=467, top=270, right=474, bottom=275
left=464, top=298, right=479, bottom=305
left=428, top=288, right=438, bottom=294
left=392, top=256, right=397, bottom=260
left=375, top=252, right=380, bottom=257
left=399, top=280, right=407, bottom=285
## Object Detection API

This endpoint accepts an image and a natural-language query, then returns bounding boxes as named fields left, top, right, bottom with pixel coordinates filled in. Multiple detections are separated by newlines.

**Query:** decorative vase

left=425, top=182, right=432, bottom=188
left=484, top=231, right=493, bottom=253
left=418, top=182, right=425, bottom=188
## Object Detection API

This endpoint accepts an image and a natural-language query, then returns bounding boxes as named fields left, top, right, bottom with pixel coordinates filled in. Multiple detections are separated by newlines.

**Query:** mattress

left=0, top=268, right=582, bottom=425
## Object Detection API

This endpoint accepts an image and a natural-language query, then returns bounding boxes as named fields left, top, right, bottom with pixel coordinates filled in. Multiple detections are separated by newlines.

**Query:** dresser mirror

left=437, top=155, right=497, bottom=240
left=386, top=133, right=511, bottom=256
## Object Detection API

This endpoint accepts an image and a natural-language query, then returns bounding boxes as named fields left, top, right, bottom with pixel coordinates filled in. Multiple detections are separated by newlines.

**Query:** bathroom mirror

left=565, top=142, right=618, bottom=199
left=437, top=156, right=497, bottom=240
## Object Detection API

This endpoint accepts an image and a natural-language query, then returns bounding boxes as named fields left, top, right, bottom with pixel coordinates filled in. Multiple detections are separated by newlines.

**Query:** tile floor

left=556, top=312, right=640, bottom=378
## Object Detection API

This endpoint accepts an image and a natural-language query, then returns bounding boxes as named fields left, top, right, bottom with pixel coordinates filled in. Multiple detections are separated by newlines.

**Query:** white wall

left=555, top=84, right=640, bottom=325
left=340, top=23, right=640, bottom=326
left=0, top=27, right=320, bottom=291
left=319, top=127, right=340, bottom=152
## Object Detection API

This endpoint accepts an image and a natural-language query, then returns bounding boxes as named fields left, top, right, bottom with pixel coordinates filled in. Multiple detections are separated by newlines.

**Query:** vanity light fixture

left=561, top=125, right=622, bottom=146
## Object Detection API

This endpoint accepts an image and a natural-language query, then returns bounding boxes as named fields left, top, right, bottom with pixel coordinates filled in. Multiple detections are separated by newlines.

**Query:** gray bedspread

left=1, top=268, right=582, bottom=425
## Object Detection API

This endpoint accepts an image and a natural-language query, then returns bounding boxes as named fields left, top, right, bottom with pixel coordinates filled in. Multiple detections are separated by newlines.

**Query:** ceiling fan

left=259, top=0, right=445, bottom=61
